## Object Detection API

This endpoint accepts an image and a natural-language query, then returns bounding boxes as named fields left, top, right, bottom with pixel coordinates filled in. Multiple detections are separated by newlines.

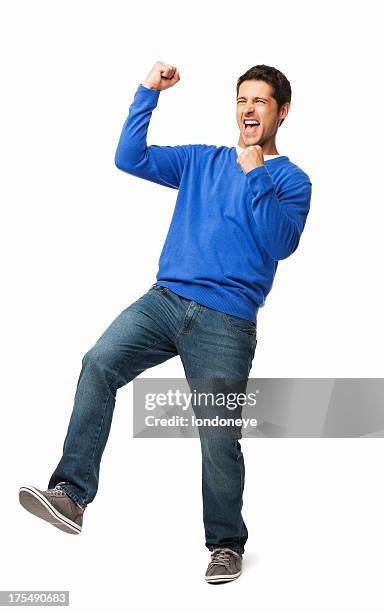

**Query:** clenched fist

left=142, top=61, right=180, bottom=91
left=236, top=145, right=265, bottom=174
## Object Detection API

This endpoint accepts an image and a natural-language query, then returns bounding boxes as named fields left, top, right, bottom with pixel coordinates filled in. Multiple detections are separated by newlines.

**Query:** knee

left=82, top=344, right=118, bottom=374
left=80, top=345, right=122, bottom=394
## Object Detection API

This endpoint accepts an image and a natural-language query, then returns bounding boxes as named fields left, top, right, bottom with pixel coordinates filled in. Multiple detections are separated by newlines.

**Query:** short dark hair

left=236, top=64, right=291, bottom=126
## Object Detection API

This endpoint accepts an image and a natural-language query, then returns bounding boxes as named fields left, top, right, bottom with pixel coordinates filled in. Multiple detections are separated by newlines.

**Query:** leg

left=48, top=285, right=179, bottom=509
left=176, top=301, right=257, bottom=555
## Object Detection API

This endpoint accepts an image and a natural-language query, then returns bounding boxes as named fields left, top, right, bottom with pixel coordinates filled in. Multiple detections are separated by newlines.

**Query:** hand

left=236, top=145, right=264, bottom=174
left=142, top=61, right=180, bottom=91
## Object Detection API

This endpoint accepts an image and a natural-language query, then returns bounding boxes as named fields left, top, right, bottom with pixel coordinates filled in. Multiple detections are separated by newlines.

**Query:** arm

left=246, top=165, right=312, bottom=261
left=114, top=61, right=189, bottom=189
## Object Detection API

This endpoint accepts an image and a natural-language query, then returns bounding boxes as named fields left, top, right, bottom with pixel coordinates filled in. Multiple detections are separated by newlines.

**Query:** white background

left=1, top=0, right=383, bottom=609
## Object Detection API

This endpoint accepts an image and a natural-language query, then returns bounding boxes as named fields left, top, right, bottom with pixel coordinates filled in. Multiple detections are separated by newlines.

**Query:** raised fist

left=236, top=145, right=265, bottom=174
left=142, top=61, right=180, bottom=91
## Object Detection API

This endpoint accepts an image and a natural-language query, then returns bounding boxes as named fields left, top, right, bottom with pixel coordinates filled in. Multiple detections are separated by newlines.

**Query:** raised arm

left=114, top=61, right=189, bottom=189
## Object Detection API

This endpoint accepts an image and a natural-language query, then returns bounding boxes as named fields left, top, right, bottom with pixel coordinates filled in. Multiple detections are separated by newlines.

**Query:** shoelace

left=208, top=548, right=237, bottom=570
left=46, top=483, right=84, bottom=511
left=47, top=483, right=66, bottom=497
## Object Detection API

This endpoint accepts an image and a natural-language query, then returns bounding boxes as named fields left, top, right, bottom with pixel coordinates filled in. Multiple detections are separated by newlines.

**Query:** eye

left=237, top=99, right=265, bottom=104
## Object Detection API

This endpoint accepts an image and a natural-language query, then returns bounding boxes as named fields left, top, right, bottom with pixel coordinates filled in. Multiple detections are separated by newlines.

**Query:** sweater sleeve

left=245, top=165, right=312, bottom=261
left=114, top=84, right=189, bottom=190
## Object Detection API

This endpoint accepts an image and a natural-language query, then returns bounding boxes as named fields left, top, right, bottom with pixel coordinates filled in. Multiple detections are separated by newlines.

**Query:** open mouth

left=244, top=120, right=260, bottom=134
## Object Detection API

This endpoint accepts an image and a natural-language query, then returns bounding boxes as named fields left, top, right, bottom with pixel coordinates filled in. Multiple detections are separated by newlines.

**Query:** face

left=236, top=79, right=289, bottom=150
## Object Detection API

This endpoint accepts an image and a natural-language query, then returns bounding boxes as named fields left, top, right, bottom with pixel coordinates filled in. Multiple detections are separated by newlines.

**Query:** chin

left=244, top=138, right=260, bottom=146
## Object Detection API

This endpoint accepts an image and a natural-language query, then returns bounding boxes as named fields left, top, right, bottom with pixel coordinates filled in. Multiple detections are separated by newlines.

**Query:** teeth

left=244, top=120, right=259, bottom=125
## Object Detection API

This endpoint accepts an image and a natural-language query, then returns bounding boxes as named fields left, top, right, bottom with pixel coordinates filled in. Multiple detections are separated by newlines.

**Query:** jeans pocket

left=220, top=312, right=257, bottom=338
left=150, top=283, right=168, bottom=293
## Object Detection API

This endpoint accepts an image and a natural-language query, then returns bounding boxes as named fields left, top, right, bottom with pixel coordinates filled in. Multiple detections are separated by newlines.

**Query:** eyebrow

left=236, top=96, right=269, bottom=102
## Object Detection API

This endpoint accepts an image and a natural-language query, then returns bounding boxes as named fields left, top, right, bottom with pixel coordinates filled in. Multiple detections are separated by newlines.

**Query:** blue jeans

left=48, top=284, right=257, bottom=554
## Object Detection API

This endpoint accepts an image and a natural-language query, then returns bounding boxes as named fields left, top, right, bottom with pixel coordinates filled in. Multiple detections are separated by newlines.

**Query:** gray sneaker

left=205, top=548, right=243, bottom=583
left=19, top=483, right=84, bottom=535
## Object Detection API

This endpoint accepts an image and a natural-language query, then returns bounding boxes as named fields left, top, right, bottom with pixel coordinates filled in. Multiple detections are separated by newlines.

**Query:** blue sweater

left=115, top=84, right=312, bottom=323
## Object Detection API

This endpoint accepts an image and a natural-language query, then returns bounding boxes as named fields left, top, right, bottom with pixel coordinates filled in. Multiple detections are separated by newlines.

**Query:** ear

left=278, top=101, right=290, bottom=127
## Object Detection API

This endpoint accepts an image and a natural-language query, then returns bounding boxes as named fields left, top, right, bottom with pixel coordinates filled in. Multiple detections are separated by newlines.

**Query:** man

left=19, top=61, right=312, bottom=584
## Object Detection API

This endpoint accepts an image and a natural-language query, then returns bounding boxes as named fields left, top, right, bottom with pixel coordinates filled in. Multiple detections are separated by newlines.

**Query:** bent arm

left=114, top=84, right=189, bottom=189
left=246, top=166, right=312, bottom=261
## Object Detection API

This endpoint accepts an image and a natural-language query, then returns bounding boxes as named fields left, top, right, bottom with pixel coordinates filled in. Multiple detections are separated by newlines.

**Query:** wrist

left=142, top=82, right=159, bottom=91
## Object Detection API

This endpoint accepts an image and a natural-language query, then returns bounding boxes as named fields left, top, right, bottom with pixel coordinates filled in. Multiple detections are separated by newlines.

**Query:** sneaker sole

left=205, top=570, right=242, bottom=583
left=19, top=485, right=82, bottom=535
